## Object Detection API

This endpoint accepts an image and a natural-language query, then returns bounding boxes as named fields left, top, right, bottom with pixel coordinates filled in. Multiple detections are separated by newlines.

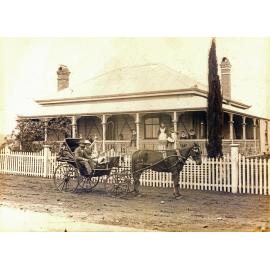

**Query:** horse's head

left=189, top=143, right=202, bottom=165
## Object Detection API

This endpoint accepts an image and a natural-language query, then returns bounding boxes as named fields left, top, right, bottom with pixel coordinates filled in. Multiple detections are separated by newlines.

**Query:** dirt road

left=0, top=174, right=269, bottom=231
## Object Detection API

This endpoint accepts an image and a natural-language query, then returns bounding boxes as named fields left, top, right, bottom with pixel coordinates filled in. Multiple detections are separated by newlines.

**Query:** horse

left=131, top=143, right=202, bottom=199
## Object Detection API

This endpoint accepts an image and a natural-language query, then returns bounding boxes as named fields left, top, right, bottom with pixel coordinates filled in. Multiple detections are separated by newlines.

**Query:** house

left=18, top=59, right=270, bottom=155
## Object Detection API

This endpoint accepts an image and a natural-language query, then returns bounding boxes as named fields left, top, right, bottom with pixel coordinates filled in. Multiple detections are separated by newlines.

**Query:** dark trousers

left=79, top=160, right=94, bottom=175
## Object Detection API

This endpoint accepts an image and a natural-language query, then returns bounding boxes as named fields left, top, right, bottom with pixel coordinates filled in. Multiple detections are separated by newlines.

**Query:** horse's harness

left=164, top=149, right=188, bottom=170
left=133, top=148, right=191, bottom=174
left=176, top=149, right=186, bottom=163
left=164, top=144, right=201, bottom=169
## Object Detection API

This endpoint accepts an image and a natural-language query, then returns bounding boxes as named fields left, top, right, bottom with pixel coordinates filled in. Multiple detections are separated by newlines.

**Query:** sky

left=0, top=37, right=269, bottom=137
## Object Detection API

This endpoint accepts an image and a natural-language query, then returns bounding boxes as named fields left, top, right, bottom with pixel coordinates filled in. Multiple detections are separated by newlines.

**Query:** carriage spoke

left=77, top=176, right=99, bottom=192
left=64, top=181, right=68, bottom=191
left=57, top=180, right=65, bottom=190
left=79, top=177, right=87, bottom=189
left=54, top=163, right=79, bottom=192
left=60, top=181, right=66, bottom=191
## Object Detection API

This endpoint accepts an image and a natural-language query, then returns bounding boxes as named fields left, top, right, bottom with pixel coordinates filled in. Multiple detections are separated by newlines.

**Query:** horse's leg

left=133, top=172, right=142, bottom=196
left=133, top=175, right=141, bottom=195
left=172, top=169, right=182, bottom=199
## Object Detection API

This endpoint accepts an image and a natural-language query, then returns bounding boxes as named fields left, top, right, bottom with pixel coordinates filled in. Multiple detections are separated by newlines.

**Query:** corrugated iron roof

left=38, top=63, right=207, bottom=101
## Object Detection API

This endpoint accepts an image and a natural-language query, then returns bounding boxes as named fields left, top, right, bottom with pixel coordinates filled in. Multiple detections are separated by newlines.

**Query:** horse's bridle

left=176, top=145, right=201, bottom=163
left=189, top=145, right=201, bottom=162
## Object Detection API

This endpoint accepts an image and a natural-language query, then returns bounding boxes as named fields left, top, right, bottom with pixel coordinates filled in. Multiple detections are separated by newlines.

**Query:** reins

left=131, top=149, right=191, bottom=175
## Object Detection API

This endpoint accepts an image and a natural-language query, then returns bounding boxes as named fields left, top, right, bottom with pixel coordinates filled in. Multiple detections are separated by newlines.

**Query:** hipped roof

left=37, top=63, right=207, bottom=102
left=19, top=63, right=263, bottom=119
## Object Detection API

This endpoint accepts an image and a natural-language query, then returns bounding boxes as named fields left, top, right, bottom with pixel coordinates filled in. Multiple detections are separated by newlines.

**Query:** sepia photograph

left=0, top=37, right=269, bottom=232
left=1, top=1, right=270, bottom=270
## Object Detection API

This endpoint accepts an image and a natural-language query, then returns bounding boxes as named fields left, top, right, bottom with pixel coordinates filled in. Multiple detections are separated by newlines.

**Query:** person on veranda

left=130, top=129, right=137, bottom=147
left=189, top=129, right=197, bottom=139
left=167, top=127, right=177, bottom=149
left=157, top=122, right=169, bottom=150
left=180, top=130, right=188, bottom=140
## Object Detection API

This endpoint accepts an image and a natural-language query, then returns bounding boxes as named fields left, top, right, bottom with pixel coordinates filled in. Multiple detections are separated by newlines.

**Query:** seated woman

left=180, top=130, right=188, bottom=140
left=189, top=129, right=197, bottom=139
left=85, top=140, right=106, bottom=164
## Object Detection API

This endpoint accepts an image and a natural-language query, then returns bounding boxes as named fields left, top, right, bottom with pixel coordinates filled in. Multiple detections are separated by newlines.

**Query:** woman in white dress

left=157, top=123, right=168, bottom=150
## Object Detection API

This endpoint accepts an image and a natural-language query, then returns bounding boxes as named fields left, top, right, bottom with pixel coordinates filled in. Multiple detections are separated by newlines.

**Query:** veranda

left=44, top=110, right=263, bottom=156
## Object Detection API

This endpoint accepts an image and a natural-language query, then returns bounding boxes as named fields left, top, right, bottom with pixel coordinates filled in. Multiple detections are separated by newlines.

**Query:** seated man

left=74, top=140, right=94, bottom=176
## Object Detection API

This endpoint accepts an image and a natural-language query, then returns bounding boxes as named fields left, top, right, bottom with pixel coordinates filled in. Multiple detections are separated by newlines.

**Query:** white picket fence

left=0, top=146, right=61, bottom=179
left=238, top=155, right=270, bottom=195
left=0, top=145, right=269, bottom=195
left=0, top=148, right=45, bottom=177
left=119, top=154, right=232, bottom=192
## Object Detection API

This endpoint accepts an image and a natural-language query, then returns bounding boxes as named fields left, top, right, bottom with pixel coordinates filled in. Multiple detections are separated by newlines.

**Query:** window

left=144, top=117, right=160, bottom=139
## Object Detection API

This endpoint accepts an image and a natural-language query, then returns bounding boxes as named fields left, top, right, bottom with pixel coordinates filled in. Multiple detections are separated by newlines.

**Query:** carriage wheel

left=53, top=163, right=79, bottom=192
left=119, top=170, right=132, bottom=193
left=106, top=170, right=132, bottom=196
left=78, top=176, right=100, bottom=192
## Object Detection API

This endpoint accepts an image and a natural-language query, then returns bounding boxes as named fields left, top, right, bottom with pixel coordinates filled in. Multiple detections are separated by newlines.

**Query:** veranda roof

left=19, top=93, right=255, bottom=119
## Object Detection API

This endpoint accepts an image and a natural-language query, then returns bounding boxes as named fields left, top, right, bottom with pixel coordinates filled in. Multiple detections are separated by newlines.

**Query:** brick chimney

left=220, top=57, right=232, bottom=99
left=57, top=65, right=70, bottom=91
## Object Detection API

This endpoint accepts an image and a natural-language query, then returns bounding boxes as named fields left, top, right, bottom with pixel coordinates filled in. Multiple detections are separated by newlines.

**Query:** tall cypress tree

left=207, top=38, right=223, bottom=158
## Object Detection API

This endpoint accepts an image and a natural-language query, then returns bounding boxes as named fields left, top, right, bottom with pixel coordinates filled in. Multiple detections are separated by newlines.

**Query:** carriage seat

left=95, top=156, right=107, bottom=164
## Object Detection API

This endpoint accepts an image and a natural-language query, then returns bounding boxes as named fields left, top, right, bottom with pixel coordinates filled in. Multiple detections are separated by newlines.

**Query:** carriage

left=53, top=138, right=202, bottom=198
left=53, top=138, right=132, bottom=195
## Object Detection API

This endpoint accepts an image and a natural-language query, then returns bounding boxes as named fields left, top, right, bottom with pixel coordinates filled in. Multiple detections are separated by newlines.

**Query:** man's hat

left=79, top=139, right=86, bottom=145
left=84, top=140, right=91, bottom=144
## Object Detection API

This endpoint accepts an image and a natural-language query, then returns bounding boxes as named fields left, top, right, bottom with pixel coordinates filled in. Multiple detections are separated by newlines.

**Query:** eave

left=35, top=87, right=251, bottom=110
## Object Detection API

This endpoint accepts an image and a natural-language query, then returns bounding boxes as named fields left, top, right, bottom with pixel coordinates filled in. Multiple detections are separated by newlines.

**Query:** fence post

left=3, top=146, right=8, bottom=173
left=43, top=145, right=50, bottom=178
left=231, top=144, right=239, bottom=193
